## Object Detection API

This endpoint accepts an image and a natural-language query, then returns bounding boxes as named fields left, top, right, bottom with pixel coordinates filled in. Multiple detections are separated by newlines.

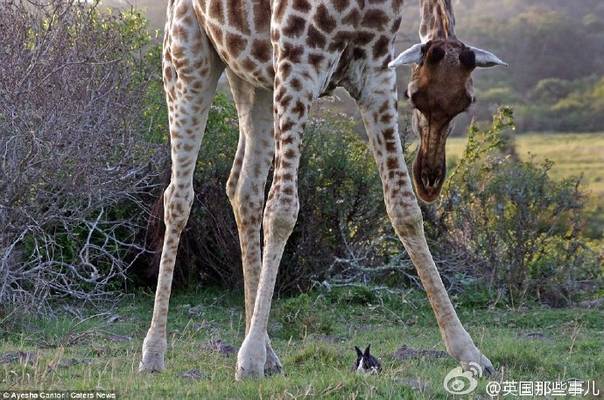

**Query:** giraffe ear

left=469, top=46, right=508, bottom=68
left=389, top=43, right=424, bottom=68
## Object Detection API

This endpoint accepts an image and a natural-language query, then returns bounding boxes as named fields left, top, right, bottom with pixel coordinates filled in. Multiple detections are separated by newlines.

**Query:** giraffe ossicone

left=139, top=0, right=505, bottom=379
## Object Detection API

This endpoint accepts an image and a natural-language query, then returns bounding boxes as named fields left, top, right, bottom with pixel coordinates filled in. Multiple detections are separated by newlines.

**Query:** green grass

left=1, top=288, right=602, bottom=399
left=446, top=132, right=604, bottom=201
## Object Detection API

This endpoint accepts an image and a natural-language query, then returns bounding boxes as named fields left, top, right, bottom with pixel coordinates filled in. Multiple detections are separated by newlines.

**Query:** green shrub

left=148, top=104, right=388, bottom=293
left=325, top=286, right=378, bottom=305
left=148, top=102, right=601, bottom=308
left=439, top=107, right=602, bottom=306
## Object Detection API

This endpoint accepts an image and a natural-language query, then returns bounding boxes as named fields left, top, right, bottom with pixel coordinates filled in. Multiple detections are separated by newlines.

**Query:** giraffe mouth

left=412, top=143, right=447, bottom=204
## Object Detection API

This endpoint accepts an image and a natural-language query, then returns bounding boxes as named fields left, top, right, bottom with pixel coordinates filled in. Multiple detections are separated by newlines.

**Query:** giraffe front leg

left=140, top=0, right=224, bottom=373
left=358, top=70, right=494, bottom=376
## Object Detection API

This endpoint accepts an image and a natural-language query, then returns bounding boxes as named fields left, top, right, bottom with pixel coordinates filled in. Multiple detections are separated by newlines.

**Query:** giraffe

left=139, top=0, right=507, bottom=379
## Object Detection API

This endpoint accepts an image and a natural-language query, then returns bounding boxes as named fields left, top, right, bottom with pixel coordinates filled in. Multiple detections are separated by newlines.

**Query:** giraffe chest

left=193, top=0, right=403, bottom=92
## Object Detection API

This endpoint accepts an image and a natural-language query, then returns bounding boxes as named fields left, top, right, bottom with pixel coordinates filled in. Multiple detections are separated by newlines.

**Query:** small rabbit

left=354, top=344, right=381, bottom=374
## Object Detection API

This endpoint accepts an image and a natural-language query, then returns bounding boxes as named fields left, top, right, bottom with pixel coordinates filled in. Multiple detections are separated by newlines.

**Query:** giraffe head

left=389, top=40, right=506, bottom=203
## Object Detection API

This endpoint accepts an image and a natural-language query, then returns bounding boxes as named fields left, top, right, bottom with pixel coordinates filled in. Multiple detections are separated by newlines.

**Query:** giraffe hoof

left=235, top=362, right=264, bottom=380
left=139, top=351, right=165, bottom=373
left=460, top=352, right=495, bottom=377
left=235, top=337, right=266, bottom=380
left=264, top=347, right=283, bottom=376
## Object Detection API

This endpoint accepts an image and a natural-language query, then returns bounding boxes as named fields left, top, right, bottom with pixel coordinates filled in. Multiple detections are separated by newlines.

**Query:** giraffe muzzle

left=412, top=145, right=447, bottom=204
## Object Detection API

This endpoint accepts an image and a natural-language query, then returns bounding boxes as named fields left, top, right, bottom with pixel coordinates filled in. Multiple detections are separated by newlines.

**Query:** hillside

left=101, top=0, right=604, bottom=133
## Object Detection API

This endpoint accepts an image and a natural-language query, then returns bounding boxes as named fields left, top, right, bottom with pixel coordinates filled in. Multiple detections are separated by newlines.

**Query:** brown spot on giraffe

left=164, top=66, right=174, bottom=81
left=306, top=25, right=326, bottom=49
left=226, top=32, right=246, bottom=56
left=342, top=8, right=361, bottom=26
left=209, top=0, right=224, bottom=22
left=253, top=0, right=270, bottom=29
left=174, top=25, right=188, bottom=41
left=373, top=35, right=389, bottom=58
left=361, top=9, right=389, bottom=31
left=380, top=113, right=392, bottom=124
left=356, top=31, right=374, bottom=45
left=251, top=40, right=271, bottom=62
left=175, top=3, right=189, bottom=18
left=283, top=15, right=307, bottom=37
left=333, top=0, right=350, bottom=12
left=292, top=0, right=311, bottom=12
left=226, top=0, right=251, bottom=34
left=391, top=16, right=402, bottom=33
left=307, top=53, right=324, bottom=72
left=290, top=78, right=302, bottom=90
left=329, top=31, right=355, bottom=51
left=241, top=58, right=257, bottom=72
left=280, top=43, right=303, bottom=63
left=208, top=23, right=224, bottom=45
left=279, top=62, right=292, bottom=80
left=291, top=100, right=305, bottom=117
left=314, top=4, right=336, bottom=33
left=283, top=149, right=296, bottom=159
left=280, top=95, right=293, bottom=108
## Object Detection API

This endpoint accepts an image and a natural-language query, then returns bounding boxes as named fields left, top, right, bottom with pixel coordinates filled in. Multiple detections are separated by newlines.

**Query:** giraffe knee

left=391, top=205, right=424, bottom=238
left=163, top=183, right=194, bottom=231
left=226, top=178, right=237, bottom=204
left=230, top=185, right=265, bottom=228
left=264, top=200, right=299, bottom=241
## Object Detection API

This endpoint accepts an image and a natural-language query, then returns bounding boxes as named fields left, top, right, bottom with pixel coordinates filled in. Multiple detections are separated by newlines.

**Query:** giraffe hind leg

left=225, top=70, right=282, bottom=375
left=140, top=0, right=224, bottom=373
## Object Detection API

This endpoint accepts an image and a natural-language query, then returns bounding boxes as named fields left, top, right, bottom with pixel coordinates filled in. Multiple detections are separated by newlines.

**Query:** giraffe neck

left=419, top=0, right=456, bottom=43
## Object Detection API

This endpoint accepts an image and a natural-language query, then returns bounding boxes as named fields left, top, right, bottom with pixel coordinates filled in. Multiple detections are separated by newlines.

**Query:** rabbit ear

left=355, top=346, right=363, bottom=358
left=364, top=345, right=371, bottom=356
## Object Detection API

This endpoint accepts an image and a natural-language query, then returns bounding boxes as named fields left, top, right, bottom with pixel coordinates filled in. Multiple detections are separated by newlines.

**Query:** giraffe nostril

left=420, top=168, right=443, bottom=189
left=421, top=172, right=430, bottom=189
left=427, top=171, right=442, bottom=188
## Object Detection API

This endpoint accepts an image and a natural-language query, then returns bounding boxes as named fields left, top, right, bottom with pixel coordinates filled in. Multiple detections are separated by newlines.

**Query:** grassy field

left=446, top=132, right=604, bottom=201
left=1, top=288, right=602, bottom=399
left=0, top=132, right=602, bottom=399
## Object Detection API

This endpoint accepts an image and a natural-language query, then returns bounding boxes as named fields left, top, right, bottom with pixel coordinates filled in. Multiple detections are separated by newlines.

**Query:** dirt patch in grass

left=106, top=334, right=133, bottom=343
left=201, top=339, right=237, bottom=357
left=392, top=345, right=448, bottom=361
left=179, top=368, right=206, bottom=380
left=518, top=331, right=549, bottom=340
left=0, top=351, right=37, bottom=365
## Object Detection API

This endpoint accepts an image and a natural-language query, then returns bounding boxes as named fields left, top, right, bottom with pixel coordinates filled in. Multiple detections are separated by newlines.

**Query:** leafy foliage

left=147, top=103, right=387, bottom=293
left=438, top=108, right=601, bottom=306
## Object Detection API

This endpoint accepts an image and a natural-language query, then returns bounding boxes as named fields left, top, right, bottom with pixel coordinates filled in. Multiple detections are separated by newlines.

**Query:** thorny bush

left=0, top=0, right=165, bottom=311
